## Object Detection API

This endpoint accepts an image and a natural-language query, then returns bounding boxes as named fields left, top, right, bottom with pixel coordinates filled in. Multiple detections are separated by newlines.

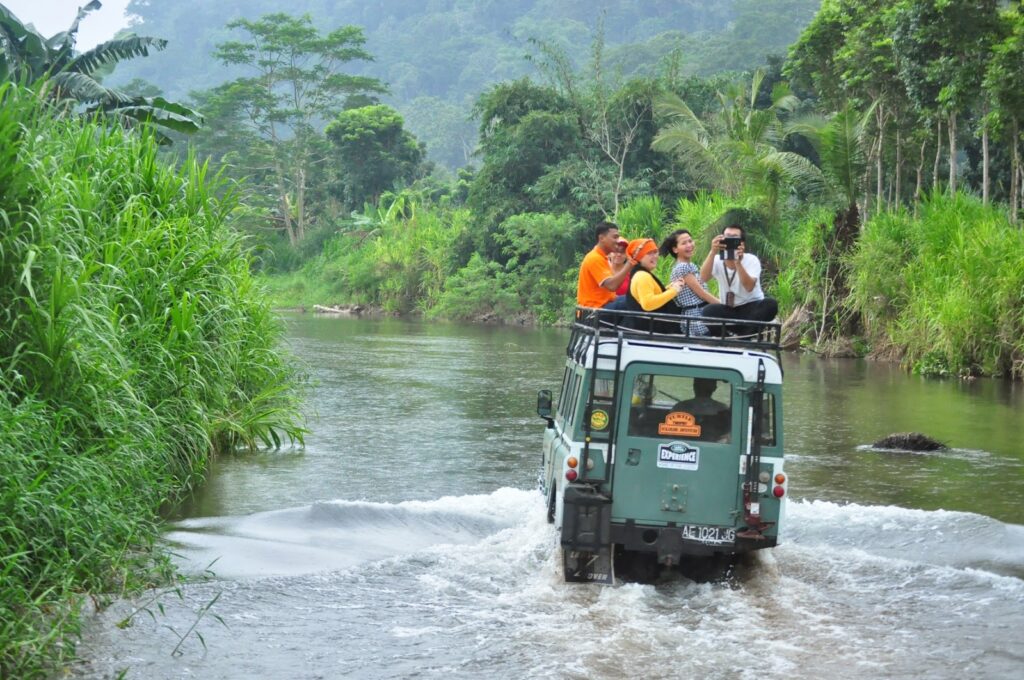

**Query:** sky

left=3, top=0, right=132, bottom=50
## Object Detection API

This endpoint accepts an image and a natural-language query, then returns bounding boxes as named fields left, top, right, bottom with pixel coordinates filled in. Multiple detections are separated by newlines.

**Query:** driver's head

left=693, top=377, right=717, bottom=398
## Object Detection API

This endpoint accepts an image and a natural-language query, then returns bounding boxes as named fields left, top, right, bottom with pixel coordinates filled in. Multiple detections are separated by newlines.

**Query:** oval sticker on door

left=590, top=409, right=609, bottom=430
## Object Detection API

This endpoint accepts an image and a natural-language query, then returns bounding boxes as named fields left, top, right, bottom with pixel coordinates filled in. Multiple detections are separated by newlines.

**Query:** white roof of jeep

left=579, top=337, right=782, bottom=385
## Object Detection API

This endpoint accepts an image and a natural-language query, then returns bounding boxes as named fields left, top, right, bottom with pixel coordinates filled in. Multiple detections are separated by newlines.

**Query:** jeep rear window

left=627, top=374, right=733, bottom=443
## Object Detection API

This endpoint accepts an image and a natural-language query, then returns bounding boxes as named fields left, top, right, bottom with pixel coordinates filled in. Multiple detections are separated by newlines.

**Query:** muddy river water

left=71, top=315, right=1024, bottom=679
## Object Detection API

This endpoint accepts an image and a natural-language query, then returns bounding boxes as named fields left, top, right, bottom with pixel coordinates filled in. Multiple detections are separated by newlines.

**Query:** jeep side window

left=566, top=372, right=582, bottom=427
left=593, top=377, right=615, bottom=399
left=556, top=366, right=571, bottom=422
left=628, top=374, right=732, bottom=443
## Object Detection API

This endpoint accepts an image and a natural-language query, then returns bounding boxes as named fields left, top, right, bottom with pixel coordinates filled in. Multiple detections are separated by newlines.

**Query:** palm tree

left=0, top=1, right=200, bottom=142
left=786, top=103, right=877, bottom=341
left=652, top=69, right=825, bottom=218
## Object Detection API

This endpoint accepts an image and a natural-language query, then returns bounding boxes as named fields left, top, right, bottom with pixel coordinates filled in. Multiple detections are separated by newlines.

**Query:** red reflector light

left=567, top=456, right=578, bottom=469
left=772, top=485, right=785, bottom=498
left=565, top=469, right=578, bottom=482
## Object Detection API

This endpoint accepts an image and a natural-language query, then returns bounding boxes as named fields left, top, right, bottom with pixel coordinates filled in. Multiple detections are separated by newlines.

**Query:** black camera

left=719, top=236, right=742, bottom=260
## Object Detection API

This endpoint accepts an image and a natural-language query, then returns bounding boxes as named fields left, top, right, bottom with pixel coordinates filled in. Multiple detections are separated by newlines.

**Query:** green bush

left=0, top=84, right=304, bottom=677
left=431, top=254, right=523, bottom=320
left=850, top=192, right=1024, bottom=377
left=263, top=195, right=469, bottom=313
left=616, top=195, right=667, bottom=236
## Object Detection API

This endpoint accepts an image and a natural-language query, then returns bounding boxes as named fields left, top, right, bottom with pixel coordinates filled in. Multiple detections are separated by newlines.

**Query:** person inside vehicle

left=623, top=237, right=684, bottom=332
left=576, top=221, right=633, bottom=312
left=699, top=224, right=778, bottom=336
left=671, top=377, right=730, bottom=441
left=661, top=229, right=719, bottom=336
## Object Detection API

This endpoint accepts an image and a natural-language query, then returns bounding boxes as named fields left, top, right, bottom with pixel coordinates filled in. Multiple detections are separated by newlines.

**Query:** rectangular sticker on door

left=657, top=442, right=699, bottom=470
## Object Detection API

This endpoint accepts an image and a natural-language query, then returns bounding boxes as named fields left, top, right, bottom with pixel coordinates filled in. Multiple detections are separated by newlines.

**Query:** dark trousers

left=603, top=295, right=628, bottom=311
left=702, top=298, right=778, bottom=336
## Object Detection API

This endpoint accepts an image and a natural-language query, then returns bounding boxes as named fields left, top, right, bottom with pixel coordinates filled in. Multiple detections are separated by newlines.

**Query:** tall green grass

left=0, top=84, right=304, bottom=677
left=850, top=192, right=1024, bottom=377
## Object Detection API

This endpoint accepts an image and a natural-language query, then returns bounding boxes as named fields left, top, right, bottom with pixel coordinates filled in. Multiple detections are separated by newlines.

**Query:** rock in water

left=872, top=432, right=947, bottom=451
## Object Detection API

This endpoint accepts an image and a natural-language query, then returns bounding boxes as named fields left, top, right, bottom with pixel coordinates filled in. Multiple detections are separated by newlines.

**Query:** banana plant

left=0, top=0, right=201, bottom=142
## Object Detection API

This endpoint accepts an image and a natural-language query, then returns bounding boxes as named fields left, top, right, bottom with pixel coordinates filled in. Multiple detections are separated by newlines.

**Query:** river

left=70, top=315, right=1024, bottom=679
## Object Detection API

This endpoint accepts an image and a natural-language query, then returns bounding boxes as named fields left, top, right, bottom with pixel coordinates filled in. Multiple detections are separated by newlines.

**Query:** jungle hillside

left=109, top=0, right=1023, bottom=379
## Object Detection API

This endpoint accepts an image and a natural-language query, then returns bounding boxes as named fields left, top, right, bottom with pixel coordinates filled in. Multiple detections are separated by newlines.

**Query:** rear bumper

left=610, top=520, right=777, bottom=563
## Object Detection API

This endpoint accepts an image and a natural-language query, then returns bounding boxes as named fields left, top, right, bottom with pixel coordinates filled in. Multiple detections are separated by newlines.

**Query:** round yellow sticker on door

left=590, top=409, right=609, bottom=430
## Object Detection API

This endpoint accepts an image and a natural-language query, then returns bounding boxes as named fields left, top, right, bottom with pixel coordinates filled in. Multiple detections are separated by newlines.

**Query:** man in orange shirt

left=576, top=221, right=632, bottom=310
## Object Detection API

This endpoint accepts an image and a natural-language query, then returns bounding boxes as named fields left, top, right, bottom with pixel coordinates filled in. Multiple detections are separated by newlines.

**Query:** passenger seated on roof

left=576, top=221, right=633, bottom=312
left=622, top=238, right=684, bottom=334
left=699, top=224, right=778, bottom=337
left=671, top=378, right=730, bottom=442
left=661, top=229, right=719, bottom=336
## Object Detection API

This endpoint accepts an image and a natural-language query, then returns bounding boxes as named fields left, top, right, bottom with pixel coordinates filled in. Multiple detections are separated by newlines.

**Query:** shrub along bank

left=848, top=193, right=1024, bottom=378
left=0, top=85, right=304, bottom=677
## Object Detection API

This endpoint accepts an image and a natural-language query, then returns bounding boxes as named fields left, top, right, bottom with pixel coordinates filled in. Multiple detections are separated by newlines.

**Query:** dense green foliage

left=254, top=2, right=1024, bottom=380
left=1, top=1, right=1022, bottom=673
left=0, top=85, right=303, bottom=677
left=849, top=193, right=1024, bottom=377
left=189, top=13, right=389, bottom=246
left=786, top=0, right=1024, bottom=216
left=325, top=105, right=425, bottom=208
left=0, top=1, right=201, bottom=142
left=112, top=0, right=822, bottom=169
left=7, top=1, right=1021, bottom=675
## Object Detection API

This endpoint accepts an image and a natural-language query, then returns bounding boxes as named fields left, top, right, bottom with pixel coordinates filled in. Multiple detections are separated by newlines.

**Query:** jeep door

left=612, top=364, right=743, bottom=527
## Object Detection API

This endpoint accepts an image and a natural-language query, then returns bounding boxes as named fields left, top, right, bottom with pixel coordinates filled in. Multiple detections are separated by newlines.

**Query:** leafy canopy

left=0, top=0, right=201, bottom=142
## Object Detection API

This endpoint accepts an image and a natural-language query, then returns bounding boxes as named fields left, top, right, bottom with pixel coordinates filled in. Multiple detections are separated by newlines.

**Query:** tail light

left=772, top=485, right=785, bottom=498
left=565, top=469, right=578, bottom=482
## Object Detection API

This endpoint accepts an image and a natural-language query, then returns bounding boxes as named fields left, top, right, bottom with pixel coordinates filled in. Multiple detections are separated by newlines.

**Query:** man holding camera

left=699, top=224, right=778, bottom=333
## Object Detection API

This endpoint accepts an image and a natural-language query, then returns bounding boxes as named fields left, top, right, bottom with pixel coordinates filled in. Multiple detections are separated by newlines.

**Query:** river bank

left=264, top=191, right=1024, bottom=380
left=0, top=88, right=304, bottom=679
left=275, top=302, right=916, bottom=373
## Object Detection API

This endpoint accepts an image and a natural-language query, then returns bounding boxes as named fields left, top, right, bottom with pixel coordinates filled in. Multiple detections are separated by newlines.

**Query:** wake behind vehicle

left=536, top=307, right=787, bottom=583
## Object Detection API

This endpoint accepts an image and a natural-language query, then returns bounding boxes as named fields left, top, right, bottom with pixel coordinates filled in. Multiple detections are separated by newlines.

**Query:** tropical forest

left=1, top=0, right=1023, bottom=676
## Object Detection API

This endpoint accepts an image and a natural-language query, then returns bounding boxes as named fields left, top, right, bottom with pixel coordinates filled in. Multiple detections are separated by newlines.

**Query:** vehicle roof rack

left=569, top=306, right=782, bottom=358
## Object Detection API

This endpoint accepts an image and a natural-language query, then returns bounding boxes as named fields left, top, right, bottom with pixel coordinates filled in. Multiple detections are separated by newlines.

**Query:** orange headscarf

left=627, top=238, right=657, bottom=264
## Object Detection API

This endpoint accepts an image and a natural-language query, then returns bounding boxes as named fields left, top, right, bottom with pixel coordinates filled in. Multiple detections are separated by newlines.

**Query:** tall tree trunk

left=877, top=141, right=884, bottom=214
left=876, top=104, right=885, bottom=213
left=948, top=110, right=958, bottom=194
left=296, top=165, right=306, bottom=243
left=981, top=104, right=990, bottom=206
left=895, top=126, right=902, bottom=208
left=862, top=180, right=870, bottom=224
left=916, top=137, right=926, bottom=203
left=933, top=118, right=942, bottom=191
left=982, top=125, right=989, bottom=205
left=1012, top=118, right=1020, bottom=224
left=1018, top=161, right=1023, bottom=225
left=276, top=163, right=296, bottom=246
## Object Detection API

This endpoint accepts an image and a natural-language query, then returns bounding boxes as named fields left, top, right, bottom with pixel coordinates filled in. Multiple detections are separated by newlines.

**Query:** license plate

left=680, top=525, right=735, bottom=546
